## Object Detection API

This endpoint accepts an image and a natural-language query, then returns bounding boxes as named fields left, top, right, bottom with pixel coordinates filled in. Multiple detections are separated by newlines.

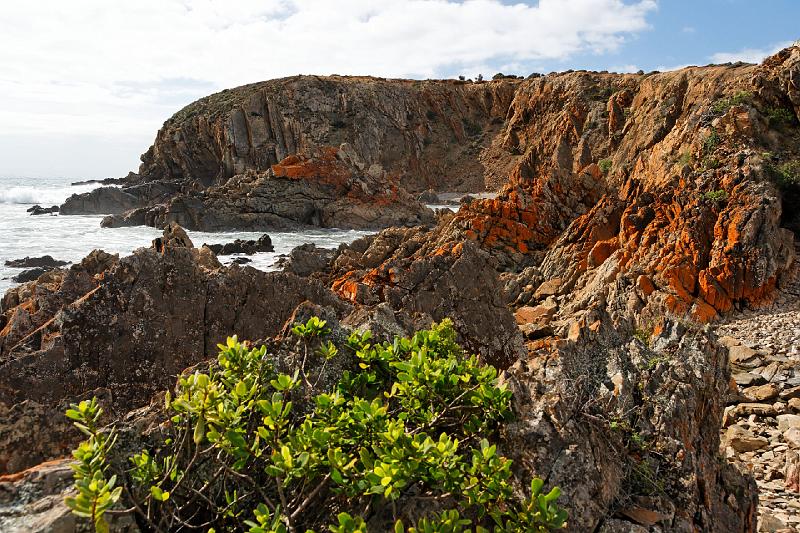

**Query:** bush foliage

left=66, top=319, right=567, bottom=532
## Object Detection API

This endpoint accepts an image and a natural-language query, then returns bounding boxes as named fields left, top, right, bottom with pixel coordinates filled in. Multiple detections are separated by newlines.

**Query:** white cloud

left=710, top=40, right=794, bottom=64
left=0, top=0, right=656, bottom=177
left=609, top=64, right=641, bottom=73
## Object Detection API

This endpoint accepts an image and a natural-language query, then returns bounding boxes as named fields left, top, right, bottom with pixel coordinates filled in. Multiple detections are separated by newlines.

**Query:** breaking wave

left=0, top=183, right=102, bottom=205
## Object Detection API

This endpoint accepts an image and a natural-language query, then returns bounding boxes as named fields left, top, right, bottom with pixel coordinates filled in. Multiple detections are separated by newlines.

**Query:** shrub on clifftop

left=66, top=319, right=567, bottom=532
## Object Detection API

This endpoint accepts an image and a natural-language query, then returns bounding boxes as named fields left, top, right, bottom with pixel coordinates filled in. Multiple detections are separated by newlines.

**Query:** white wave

left=0, top=183, right=104, bottom=205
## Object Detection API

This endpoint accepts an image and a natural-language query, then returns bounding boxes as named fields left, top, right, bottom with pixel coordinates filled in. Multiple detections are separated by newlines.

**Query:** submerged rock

left=4, top=256, right=68, bottom=269
left=26, top=205, right=59, bottom=215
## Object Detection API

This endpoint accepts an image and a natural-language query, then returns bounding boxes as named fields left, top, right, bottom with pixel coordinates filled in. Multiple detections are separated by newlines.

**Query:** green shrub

left=678, top=151, right=693, bottom=167
left=765, top=106, right=797, bottom=128
left=633, top=328, right=651, bottom=347
left=702, top=189, right=728, bottom=203
left=598, top=159, right=613, bottom=174
left=702, top=156, right=722, bottom=170
left=770, top=160, right=800, bottom=190
left=66, top=319, right=567, bottom=532
left=64, top=398, right=122, bottom=533
left=702, top=128, right=720, bottom=155
left=711, top=90, right=752, bottom=115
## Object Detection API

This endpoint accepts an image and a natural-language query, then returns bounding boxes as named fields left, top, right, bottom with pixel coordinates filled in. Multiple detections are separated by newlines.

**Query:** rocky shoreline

left=1, top=44, right=800, bottom=531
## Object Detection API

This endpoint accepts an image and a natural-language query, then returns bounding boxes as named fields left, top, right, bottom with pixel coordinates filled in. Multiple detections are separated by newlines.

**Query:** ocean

left=0, top=175, right=376, bottom=295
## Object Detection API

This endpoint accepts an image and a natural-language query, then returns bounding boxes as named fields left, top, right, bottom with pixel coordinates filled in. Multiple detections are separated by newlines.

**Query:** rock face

left=63, top=76, right=522, bottom=229
left=0, top=228, right=348, bottom=474
left=0, top=224, right=523, bottom=478
left=136, top=75, right=521, bottom=192
left=501, top=319, right=757, bottom=532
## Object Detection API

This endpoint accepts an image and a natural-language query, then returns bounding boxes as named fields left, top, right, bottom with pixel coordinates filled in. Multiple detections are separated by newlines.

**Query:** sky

left=0, top=0, right=798, bottom=179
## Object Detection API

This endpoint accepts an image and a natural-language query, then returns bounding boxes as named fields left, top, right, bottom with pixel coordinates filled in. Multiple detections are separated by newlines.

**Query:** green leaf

left=193, top=418, right=205, bottom=444
left=95, top=517, right=110, bottom=533
left=150, top=485, right=170, bottom=501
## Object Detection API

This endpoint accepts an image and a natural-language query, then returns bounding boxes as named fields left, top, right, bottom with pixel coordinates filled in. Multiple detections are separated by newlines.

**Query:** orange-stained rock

left=637, top=275, right=656, bottom=297
left=587, top=238, right=619, bottom=268
left=691, top=300, right=718, bottom=323
left=514, top=302, right=557, bottom=325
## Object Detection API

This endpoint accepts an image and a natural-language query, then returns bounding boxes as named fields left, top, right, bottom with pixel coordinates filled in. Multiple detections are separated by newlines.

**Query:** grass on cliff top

left=66, top=318, right=567, bottom=532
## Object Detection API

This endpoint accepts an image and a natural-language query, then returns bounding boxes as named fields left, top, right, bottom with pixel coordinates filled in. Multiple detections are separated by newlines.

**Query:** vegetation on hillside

left=66, top=319, right=567, bottom=532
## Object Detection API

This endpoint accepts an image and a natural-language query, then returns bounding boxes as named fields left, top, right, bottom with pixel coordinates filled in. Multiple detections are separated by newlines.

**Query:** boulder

left=278, top=243, right=336, bottom=277
left=722, top=425, right=769, bottom=452
left=778, top=414, right=800, bottom=431
left=206, top=234, right=274, bottom=255
left=741, top=383, right=780, bottom=402
left=784, top=427, right=800, bottom=448
left=728, top=345, right=763, bottom=368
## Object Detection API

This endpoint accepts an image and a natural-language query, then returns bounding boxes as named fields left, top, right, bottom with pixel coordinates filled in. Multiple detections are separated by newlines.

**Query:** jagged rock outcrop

left=60, top=181, right=181, bottom=215
left=337, top=46, right=800, bottom=327
left=324, top=229, right=526, bottom=368
left=0, top=229, right=348, bottom=474
left=103, top=148, right=436, bottom=231
left=501, top=318, right=757, bottom=532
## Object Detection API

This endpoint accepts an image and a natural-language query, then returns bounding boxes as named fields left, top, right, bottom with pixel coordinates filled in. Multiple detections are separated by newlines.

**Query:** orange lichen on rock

left=270, top=147, right=352, bottom=187
left=587, top=238, right=619, bottom=267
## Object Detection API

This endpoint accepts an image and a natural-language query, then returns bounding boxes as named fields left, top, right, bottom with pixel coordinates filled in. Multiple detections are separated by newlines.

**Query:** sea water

left=0, top=175, right=375, bottom=295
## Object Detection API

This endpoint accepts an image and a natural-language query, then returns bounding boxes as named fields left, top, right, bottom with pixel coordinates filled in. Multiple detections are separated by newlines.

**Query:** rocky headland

left=2, top=44, right=800, bottom=531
